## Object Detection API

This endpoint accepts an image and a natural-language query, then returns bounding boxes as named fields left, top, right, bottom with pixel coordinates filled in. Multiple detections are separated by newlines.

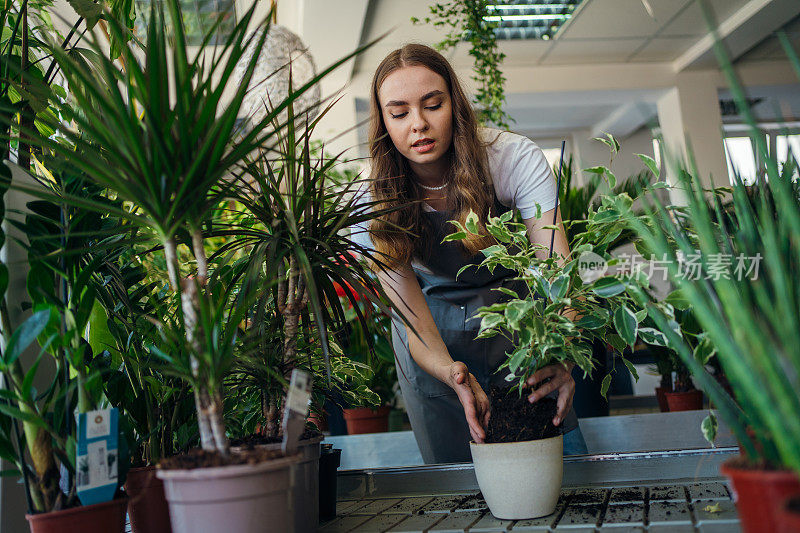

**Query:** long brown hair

left=368, top=44, right=496, bottom=269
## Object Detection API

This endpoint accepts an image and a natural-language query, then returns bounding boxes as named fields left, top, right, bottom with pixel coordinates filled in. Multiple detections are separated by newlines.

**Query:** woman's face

left=377, top=65, right=453, bottom=177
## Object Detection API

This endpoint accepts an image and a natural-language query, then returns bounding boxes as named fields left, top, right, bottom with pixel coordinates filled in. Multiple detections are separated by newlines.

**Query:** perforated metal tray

left=320, top=447, right=741, bottom=532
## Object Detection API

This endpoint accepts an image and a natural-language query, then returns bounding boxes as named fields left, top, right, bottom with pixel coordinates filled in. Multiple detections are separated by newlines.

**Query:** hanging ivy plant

left=412, top=0, right=512, bottom=129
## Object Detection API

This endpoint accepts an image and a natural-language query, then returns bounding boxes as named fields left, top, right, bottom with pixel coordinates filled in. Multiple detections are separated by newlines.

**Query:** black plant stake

left=548, top=140, right=566, bottom=259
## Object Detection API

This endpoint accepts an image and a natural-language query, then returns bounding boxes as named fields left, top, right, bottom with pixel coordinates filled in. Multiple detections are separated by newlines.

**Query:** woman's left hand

left=526, top=362, right=576, bottom=427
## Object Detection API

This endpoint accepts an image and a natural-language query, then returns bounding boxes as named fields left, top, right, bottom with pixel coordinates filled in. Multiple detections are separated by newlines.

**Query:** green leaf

left=614, top=306, right=638, bottom=347
left=508, top=347, right=527, bottom=374
left=637, top=153, right=660, bottom=179
left=620, top=357, right=639, bottom=380
left=3, top=310, right=50, bottom=366
left=693, top=337, right=717, bottom=365
left=479, top=314, right=504, bottom=332
left=0, top=403, right=45, bottom=427
left=442, top=231, right=468, bottom=242
left=634, top=309, right=647, bottom=323
left=494, top=286, right=519, bottom=299
left=549, top=275, right=569, bottom=301
left=600, top=373, right=612, bottom=398
left=0, top=264, right=7, bottom=297
left=606, top=169, right=617, bottom=189
left=465, top=210, right=480, bottom=234
left=592, top=276, right=626, bottom=297
left=701, top=412, right=718, bottom=445
left=481, top=244, right=506, bottom=257
left=575, top=314, right=607, bottom=329
left=665, top=290, right=691, bottom=311
left=606, top=333, right=627, bottom=354
left=638, top=327, right=668, bottom=346
left=583, top=166, right=606, bottom=175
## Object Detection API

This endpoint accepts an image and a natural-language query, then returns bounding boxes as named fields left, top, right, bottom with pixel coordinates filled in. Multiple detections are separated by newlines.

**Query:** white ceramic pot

left=470, top=434, right=563, bottom=520
left=157, top=454, right=299, bottom=533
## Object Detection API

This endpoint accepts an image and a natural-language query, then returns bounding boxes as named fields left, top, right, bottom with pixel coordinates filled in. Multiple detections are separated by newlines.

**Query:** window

left=724, top=137, right=758, bottom=186
left=776, top=134, right=800, bottom=167
left=134, top=0, right=236, bottom=46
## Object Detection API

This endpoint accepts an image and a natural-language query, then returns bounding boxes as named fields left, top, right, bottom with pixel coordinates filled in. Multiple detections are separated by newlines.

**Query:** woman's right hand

left=446, top=361, right=491, bottom=443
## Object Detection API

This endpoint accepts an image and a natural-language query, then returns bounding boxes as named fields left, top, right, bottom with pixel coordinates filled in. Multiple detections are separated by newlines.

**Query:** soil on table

left=484, top=386, right=560, bottom=444
left=229, top=427, right=322, bottom=448
left=158, top=447, right=286, bottom=470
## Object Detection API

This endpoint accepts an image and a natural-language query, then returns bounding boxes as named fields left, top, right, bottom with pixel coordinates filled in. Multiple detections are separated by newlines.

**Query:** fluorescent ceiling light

left=484, top=14, right=569, bottom=22
left=487, top=3, right=572, bottom=9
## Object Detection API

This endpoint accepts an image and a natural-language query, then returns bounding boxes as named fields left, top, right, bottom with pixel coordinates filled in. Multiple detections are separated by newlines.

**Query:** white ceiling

left=350, top=0, right=800, bottom=140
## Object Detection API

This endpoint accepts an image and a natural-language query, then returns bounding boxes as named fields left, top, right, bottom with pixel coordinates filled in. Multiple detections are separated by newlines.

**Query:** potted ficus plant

left=445, top=176, right=679, bottom=519
left=619, top=13, right=800, bottom=532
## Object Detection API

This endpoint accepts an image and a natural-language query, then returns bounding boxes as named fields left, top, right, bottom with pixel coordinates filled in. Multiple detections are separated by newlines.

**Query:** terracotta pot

left=779, top=494, right=800, bottom=533
left=721, top=457, right=800, bottom=533
left=125, top=465, right=172, bottom=533
left=654, top=386, right=670, bottom=412
left=664, top=389, right=703, bottom=411
left=157, top=454, right=299, bottom=533
left=26, top=497, right=128, bottom=533
left=470, top=434, right=563, bottom=520
left=343, top=406, right=390, bottom=434
left=308, top=411, right=328, bottom=432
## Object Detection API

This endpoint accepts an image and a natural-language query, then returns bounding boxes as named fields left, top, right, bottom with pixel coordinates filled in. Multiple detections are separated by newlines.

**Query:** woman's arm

left=522, top=206, right=577, bottom=427
left=376, top=265, right=491, bottom=442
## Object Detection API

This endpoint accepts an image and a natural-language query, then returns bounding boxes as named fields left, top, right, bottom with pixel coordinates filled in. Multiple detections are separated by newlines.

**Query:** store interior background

left=29, top=0, right=800, bottom=473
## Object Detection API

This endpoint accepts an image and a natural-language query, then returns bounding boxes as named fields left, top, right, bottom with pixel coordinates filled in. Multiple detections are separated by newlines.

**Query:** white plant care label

left=76, top=408, right=119, bottom=506
left=286, top=369, right=312, bottom=416
left=282, top=369, right=313, bottom=455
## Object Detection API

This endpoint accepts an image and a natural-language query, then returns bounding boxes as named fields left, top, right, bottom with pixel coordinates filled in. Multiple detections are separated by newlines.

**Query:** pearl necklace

left=418, top=181, right=449, bottom=191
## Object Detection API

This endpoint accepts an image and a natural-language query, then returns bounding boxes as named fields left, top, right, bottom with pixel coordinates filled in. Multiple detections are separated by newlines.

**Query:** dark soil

left=229, top=428, right=322, bottom=448
left=453, top=492, right=485, bottom=510
left=788, top=496, right=800, bottom=513
left=158, top=447, right=286, bottom=470
left=484, top=386, right=560, bottom=444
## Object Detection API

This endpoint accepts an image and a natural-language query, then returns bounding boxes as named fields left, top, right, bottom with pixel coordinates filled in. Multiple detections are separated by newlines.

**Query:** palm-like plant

left=219, top=101, right=400, bottom=436
left=623, top=20, right=800, bottom=472
left=3, top=0, right=374, bottom=456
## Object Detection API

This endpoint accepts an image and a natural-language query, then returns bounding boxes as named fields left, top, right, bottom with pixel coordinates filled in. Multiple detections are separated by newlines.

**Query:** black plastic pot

left=319, top=444, right=342, bottom=521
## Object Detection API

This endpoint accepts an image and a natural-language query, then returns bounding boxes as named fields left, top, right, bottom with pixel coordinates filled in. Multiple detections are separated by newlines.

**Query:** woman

left=356, top=44, right=588, bottom=463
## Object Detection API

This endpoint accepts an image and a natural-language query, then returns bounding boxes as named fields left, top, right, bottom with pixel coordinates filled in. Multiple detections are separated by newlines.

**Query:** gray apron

left=393, top=200, right=578, bottom=464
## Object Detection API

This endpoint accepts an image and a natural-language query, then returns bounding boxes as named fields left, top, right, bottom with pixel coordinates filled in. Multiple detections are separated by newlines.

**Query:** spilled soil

left=485, top=386, right=560, bottom=444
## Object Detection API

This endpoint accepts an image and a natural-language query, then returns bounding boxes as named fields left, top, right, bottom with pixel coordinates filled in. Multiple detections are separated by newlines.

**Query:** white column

left=656, top=71, right=729, bottom=204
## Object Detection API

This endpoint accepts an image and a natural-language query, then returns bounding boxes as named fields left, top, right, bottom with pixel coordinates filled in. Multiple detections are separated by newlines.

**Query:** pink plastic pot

left=157, top=454, right=299, bottom=533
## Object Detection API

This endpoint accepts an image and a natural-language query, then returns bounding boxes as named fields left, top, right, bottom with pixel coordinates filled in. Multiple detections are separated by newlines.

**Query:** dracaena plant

left=2, top=0, right=373, bottom=457
left=219, top=98, right=399, bottom=437
left=444, top=164, right=682, bottom=399
left=621, top=19, right=800, bottom=473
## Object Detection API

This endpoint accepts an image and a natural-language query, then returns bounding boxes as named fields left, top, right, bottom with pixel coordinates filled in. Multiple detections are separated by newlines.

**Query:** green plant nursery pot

left=343, top=406, right=391, bottom=434
left=25, top=497, right=128, bottom=533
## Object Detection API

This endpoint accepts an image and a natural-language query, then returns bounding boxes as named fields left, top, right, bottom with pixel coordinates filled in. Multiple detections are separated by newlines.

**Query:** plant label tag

left=76, top=408, right=119, bottom=506
left=286, top=369, right=312, bottom=416
left=282, top=369, right=313, bottom=455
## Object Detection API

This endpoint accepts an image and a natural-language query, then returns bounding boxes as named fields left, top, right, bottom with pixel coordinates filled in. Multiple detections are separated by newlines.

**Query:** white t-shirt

left=350, top=127, right=557, bottom=253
